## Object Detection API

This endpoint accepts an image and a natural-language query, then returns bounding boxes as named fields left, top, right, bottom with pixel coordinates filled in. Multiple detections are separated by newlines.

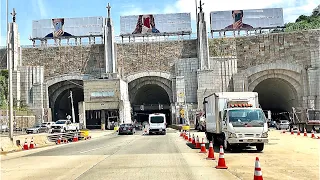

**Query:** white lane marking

left=79, top=145, right=109, bottom=154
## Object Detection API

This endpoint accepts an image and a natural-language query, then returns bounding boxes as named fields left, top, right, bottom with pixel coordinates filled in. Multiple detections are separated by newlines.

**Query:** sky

left=0, top=0, right=318, bottom=46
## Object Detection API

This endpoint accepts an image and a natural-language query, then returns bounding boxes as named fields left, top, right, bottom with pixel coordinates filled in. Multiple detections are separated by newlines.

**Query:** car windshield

left=55, top=121, right=67, bottom=124
left=228, top=109, right=265, bottom=127
left=33, top=125, right=41, bottom=128
left=150, top=116, right=164, bottom=123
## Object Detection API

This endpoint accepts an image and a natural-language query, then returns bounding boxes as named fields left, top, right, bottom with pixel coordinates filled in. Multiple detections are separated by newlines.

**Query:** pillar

left=101, top=109, right=106, bottom=130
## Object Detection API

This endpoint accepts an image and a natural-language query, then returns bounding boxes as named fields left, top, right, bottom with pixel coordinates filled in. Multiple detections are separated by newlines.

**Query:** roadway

left=1, top=129, right=238, bottom=180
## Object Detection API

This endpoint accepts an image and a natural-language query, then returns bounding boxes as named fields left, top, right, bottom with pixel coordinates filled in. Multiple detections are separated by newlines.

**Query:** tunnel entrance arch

left=48, top=80, right=84, bottom=122
left=127, top=72, right=173, bottom=125
left=248, top=68, right=302, bottom=121
left=46, top=74, right=95, bottom=122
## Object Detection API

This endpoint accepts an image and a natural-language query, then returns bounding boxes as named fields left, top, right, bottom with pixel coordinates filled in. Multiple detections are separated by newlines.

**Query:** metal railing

left=47, top=131, right=82, bottom=142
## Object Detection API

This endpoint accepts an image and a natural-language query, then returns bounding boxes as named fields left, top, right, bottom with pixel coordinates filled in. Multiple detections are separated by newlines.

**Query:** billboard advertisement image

left=210, top=8, right=284, bottom=31
left=32, top=16, right=104, bottom=39
left=120, top=13, right=192, bottom=36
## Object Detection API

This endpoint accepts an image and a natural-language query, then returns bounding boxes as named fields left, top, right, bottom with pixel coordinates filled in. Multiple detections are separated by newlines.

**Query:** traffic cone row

left=283, top=128, right=320, bottom=139
left=22, top=137, right=36, bottom=150
left=178, top=133, right=264, bottom=179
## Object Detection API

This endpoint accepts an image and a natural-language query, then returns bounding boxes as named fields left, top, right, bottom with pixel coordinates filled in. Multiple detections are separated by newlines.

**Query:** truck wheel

left=256, top=144, right=264, bottom=152
left=206, top=133, right=213, bottom=142
left=223, top=139, right=231, bottom=151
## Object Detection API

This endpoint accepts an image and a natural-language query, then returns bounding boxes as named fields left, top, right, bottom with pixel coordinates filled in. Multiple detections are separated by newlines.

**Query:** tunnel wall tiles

left=174, top=58, right=198, bottom=103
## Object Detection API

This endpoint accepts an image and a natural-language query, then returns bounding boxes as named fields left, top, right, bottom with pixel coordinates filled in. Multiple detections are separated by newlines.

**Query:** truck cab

left=148, top=113, right=166, bottom=135
left=204, top=92, right=269, bottom=152
left=221, top=105, right=268, bottom=151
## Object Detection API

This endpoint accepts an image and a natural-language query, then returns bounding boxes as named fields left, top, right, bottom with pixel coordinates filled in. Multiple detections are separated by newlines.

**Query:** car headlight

left=228, top=132, right=237, bottom=138
left=261, top=132, right=268, bottom=138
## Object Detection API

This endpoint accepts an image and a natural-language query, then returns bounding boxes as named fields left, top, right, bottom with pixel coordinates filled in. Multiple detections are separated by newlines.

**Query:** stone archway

left=126, top=72, right=173, bottom=124
left=46, top=74, right=94, bottom=121
left=245, top=64, right=302, bottom=115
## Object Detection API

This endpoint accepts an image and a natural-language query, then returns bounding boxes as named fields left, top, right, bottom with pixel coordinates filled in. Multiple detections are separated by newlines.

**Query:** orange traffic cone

left=195, top=135, right=201, bottom=149
left=291, top=129, right=294, bottom=135
left=180, top=130, right=183, bottom=137
left=192, top=134, right=196, bottom=145
left=215, top=145, right=228, bottom=169
left=206, top=141, right=215, bottom=160
left=254, top=157, right=263, bottom=180
left=304, top=128, right=307, bottom=136
left=23, top=138, right=29, bottom=150
left=29, top=137, right=35, bottom=149
left=311, top=131, right=315, bottom=138
left=188, top=134, right=192, bottom=142
left=199, top=138, right=207, bottom=153
left=317, top=136, right=320, bottom=139
left=297, top=131, right=300, bottom=136
left=185, top=132, right=189, bottom=140
left=57, top=136, right=62, bottom=144
left=282, top=130, right=286, bottom=134
left=73, top=134, right=78, bottom=142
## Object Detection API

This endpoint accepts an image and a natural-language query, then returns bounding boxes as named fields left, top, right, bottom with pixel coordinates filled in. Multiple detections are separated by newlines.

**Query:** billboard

left=210, top=8, right=284, bottom=31
left=32, top=16, right=104, bottom=39
left=120, top=13, right=192, bottom=36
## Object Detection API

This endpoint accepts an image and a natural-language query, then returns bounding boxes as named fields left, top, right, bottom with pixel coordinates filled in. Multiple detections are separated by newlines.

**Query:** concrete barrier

left=1, top=133, right=55, bottom=153
left=169, top=124, right=182, bottom=130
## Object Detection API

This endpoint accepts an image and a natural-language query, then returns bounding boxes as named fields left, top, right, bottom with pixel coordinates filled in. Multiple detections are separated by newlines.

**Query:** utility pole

left=69, top=90, right=76, bottom=123
left=8, top=7, right=15, bottom=140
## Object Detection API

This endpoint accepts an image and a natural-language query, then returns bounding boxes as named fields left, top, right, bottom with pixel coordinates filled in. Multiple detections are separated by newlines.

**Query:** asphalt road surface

left=1, top=129, right=238, bottom=180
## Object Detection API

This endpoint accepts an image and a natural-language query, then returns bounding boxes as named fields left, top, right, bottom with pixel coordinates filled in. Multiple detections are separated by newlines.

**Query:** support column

left=101, top=109, right=106, bottom=130
left=104, top=3, right=116, bottom=75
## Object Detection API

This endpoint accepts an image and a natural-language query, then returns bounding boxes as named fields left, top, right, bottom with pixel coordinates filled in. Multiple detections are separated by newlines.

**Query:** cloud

left=164, top=0, right=318, bottom=23
left=31, top=0, right=48, bottom=19
left=119, top=5, right=161, bottom=16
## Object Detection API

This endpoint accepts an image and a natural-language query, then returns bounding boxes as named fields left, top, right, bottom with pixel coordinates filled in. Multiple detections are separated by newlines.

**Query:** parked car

left=0, top=124, right=8, bottom=132
left=118, top=124, right=135, bottom=135
left=41, top=122, right=55, bottom=133
left=26, top=124, right=49, bottom=134
left=276, top=120, right=290, bottom=130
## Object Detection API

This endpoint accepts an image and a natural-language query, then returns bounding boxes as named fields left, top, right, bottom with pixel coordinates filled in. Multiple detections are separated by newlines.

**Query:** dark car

left=118, top=124, right=135, bottom=135
left=268, top=120, right=277, bottom=128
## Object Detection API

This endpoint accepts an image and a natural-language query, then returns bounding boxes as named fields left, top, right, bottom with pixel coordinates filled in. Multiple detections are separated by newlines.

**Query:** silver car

left=276, top=120, right=290, bottom=130
left=26, top=124, right=49, bottom=134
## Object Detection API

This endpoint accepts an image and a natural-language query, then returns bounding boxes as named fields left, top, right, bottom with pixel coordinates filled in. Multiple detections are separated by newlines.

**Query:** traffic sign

left=67, top=115, right=71, bottom=120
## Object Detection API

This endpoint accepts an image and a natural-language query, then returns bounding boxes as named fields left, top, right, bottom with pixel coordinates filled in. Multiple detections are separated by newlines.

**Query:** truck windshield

left=150, top=116, right=164, bottom=123
left=55, top=121, right=67, bottom=124
left=308, top=110, right=320, bottom=120
left=228, top=109, right=265, bottom=127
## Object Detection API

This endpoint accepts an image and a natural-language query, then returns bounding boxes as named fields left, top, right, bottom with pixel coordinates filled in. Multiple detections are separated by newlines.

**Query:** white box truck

left=203, top=92, right=269, bottom=152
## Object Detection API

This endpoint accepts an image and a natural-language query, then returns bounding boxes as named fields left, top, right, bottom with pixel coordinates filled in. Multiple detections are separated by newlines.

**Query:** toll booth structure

left=78, top=79, right=131, bottom=130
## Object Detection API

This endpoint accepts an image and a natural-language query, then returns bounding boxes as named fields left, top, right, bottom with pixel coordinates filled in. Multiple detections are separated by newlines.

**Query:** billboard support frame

left=29, top=34, right=104, bottom=47
left=211, top=26, right=285, bottom=38
left=119, top=31, right=192, bottom=43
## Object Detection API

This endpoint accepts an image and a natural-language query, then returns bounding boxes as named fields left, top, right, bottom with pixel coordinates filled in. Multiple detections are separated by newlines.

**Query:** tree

left=284, top=4, right=320, bottom=32
left=0, top=70, right=8, bottom=107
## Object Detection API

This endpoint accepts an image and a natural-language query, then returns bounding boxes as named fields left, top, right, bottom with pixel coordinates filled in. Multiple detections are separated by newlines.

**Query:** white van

left=148, top=113, right=166, bottom=135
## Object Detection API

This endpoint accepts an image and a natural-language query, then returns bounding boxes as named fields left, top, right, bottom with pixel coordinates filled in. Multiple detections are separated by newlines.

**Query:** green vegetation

left=0, top=70, right=8, bottom=108
left=285, top=6, right=320, bottom=32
